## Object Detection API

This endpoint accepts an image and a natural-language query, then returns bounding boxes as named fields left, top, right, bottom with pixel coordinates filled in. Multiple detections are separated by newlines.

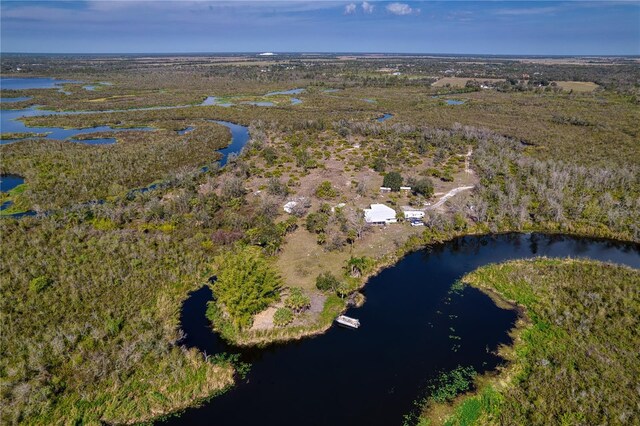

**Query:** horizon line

left=3, top=52, right=639, bottom=58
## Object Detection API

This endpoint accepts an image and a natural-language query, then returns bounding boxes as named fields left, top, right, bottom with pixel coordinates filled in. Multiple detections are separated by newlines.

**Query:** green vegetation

left=273, top=307, right=294, bottom=327
left=383, top=171, right=403, bottom=191
left=284, top=287, right=311, bottom=313
left=316, top=271, right=341, bottom=292
left=421, top=259, right=640, bottom=425
left=412, top=177, right=434, bottom=198
left=315, top=180, right=338, bottom=199
left=0, top=132, right=49, bottom=140
left=1, top=53, right=638, bottom=424
left=0, top=216, right=235, bottom=424
left=209, top=246, right=282, bottom=330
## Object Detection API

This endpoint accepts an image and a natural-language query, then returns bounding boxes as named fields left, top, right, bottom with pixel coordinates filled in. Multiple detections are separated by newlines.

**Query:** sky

left=1, top=1, right=639, bottom=55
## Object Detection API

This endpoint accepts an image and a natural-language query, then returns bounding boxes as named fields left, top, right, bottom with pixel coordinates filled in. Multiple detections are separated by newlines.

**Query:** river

left=166, top=233, right=639, bottom=425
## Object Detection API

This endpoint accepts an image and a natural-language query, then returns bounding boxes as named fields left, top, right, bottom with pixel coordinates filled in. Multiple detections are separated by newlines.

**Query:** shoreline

left=200, top=226, right=638, bottom=349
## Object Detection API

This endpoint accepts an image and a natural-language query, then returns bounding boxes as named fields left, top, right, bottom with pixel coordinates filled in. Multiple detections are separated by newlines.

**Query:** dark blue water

left=167, top=233, right=639, bottom=426
left=377, top=113, right=393, bottom=122
left=0, top=106, right=154, bottom=145
left=0, top=97, right=31, bottom=103
left=212, top=120, right=250, bottom=167
left=0, top=77, right=77, bottom=90
left=0, top=174, right=24, bottom=193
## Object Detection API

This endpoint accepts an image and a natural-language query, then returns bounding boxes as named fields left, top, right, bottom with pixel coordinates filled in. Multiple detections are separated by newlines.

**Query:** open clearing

left=432, top=77, right=504, bottom=87
left=554, top=81, right=600, bottom=92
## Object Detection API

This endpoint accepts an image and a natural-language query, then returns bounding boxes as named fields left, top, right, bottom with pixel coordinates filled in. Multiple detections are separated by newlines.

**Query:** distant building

left=364, top=204, right=397, bottom=225
left=400, top=186, right=412, bottom=192
left=379, top=187, right=391, bottom=193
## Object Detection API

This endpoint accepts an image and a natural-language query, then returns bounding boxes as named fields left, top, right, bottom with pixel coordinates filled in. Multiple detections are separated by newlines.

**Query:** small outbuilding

left=364, top=204, right=397, bottom=225
left=403, top=210, right=425, bottom=219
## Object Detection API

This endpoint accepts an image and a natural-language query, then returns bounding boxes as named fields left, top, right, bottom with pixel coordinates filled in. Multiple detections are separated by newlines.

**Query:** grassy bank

left=419, top=258, right=639, bottom=425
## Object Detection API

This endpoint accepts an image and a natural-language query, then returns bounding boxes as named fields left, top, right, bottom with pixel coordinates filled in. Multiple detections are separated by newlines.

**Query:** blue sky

left=1, top=1, right=639, bottom=55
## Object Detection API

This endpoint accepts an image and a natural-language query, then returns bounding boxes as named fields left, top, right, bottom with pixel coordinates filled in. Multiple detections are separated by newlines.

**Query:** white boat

left=336, top=315, right=360, bottom=329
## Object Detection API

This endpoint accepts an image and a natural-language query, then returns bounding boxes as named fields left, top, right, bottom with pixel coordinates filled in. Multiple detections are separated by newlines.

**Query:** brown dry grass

left=554, top=81, right=600, bottom=92
left=432, top=77, right=504, bottom=87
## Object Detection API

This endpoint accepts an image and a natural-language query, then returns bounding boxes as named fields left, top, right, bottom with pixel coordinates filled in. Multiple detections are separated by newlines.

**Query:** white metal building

left=364, top=204, right=397, bottom=224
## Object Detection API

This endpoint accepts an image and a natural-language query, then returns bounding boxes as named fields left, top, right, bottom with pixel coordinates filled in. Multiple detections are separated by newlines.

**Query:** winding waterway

left=167, top=233, right=639, bottom=426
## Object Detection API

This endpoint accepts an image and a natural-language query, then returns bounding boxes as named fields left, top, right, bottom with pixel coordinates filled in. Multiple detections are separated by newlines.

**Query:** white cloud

left=344, top=3, right=356, bottom=14
left=386, top=3, right=418, bottom=16
left=361, top=1, right=374, bottom=14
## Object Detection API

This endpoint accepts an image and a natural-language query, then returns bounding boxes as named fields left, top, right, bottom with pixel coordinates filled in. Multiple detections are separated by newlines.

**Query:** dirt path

left=428, top=185, right=475, bottom=210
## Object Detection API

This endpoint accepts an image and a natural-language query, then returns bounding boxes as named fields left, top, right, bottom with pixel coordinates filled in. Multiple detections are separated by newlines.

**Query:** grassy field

left=420, top=258, right=640, bottom=425
left=554, top=81, right=600, bottom=92
left=432, top=77, right=505, bottom=87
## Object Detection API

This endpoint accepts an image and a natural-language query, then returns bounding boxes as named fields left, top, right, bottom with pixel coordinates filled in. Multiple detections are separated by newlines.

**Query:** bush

left=273, top=307, right=294, bottom=327
left=383, top=172, right=403, bottom=191
left=285, top=288, right=311, bottom=313
left=315, top=181, right=338, bottom=199
left=412, top=177, right=434, bottom=197
left=305, top=212, right=329, bottom=234
left=316, top=272, right=341, bottom=292
left=29, top=276, right=53, bottom=293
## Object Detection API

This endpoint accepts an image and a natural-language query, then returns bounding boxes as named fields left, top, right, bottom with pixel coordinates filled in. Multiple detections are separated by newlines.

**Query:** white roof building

left=403, top=210, right=425, bottom=219
left=364, top=204, right=397, bottom=224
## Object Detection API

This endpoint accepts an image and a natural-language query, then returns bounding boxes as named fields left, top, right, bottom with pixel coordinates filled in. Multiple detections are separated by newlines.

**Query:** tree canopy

left=212, top=246, right=281, bottom=330
left=383, top=171, right=403, bottom=191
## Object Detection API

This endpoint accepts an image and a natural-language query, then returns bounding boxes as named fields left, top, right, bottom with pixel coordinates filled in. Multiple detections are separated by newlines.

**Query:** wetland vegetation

left=1, top=53, right=638, bottom=424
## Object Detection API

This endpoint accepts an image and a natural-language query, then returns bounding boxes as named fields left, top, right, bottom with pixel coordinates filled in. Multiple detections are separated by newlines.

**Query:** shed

left=364, top=204, right=397, bottom=225
left=403, top=210, right=425, bottom=219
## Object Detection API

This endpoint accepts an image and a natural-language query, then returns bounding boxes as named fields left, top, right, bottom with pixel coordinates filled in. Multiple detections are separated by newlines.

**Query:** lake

left=166, top=233, right=639, bottom=425
left=0, top=77, right=77, bottom=90
left=0, top=174, right=24, bottom=193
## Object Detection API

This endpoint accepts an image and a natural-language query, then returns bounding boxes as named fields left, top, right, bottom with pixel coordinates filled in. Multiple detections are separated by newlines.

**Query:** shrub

left=273, top=307, right=294, bottom=327
left=315, top=181, right=338, bottom=199
left=29, top=276, right=53, bottom=293
left=346, top=256, right=375, bottom=278
left=412, top=177, right=434, bottom=197
left=316, top=272, right=341, bottom=292
left=373, top=157, right=386, bottom=172
left=285, top=288, right=311, bottom=313
left=383, top=172, right=403, bottom=191
left=306, top=212, right=329, bottom=234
